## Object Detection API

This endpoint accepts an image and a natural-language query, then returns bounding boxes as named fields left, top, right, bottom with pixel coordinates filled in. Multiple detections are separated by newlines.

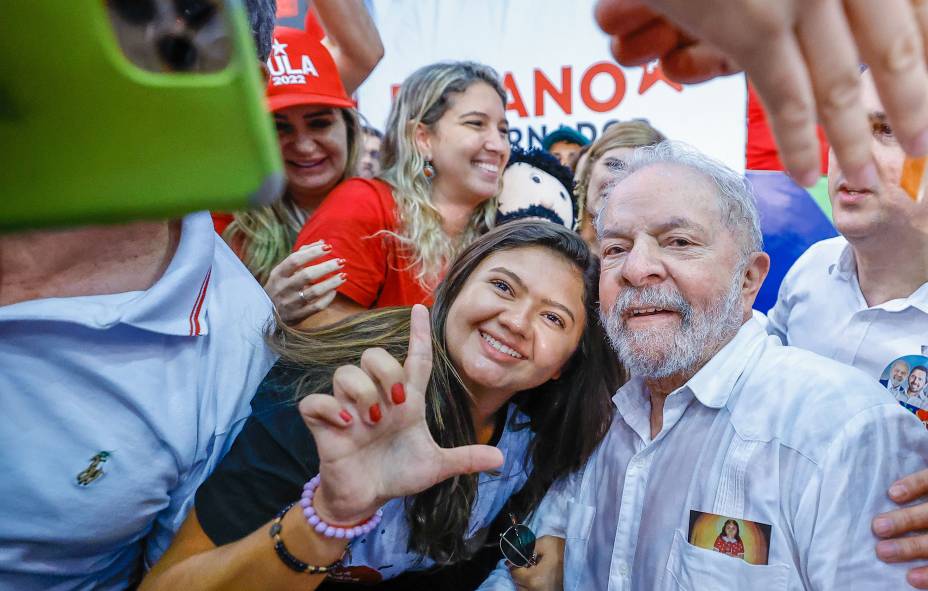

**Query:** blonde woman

left=289, top=61, right=511, bottom=329
left=574, top=120, right=665, bottom=249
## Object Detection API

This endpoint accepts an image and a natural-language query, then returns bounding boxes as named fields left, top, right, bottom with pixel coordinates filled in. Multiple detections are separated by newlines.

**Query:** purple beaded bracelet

left=299, top=475, right=383, bottom=540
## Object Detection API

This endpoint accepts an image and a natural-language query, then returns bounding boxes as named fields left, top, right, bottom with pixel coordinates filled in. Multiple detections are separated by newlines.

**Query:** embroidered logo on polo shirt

left=76, top=451, right=112, bottom=486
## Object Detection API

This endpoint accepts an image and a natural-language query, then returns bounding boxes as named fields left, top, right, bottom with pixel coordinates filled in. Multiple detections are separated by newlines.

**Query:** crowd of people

left=4, top=0, right=928, bottom=589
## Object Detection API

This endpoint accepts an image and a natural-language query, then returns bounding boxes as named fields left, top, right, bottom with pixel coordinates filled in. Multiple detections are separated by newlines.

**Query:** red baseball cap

left=265, top=26, right=354, bottom=112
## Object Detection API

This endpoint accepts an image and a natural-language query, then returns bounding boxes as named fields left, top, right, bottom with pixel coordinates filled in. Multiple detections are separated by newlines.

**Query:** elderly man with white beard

left=478, top=142, right=928, bottom=591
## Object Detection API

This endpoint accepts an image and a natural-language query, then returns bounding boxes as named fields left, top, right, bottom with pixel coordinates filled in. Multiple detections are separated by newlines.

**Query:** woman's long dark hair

left=271, top=220, right=620, bottom=563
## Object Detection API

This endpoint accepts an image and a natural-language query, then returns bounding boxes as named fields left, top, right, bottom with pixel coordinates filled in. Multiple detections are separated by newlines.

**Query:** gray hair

left=595, top=141, right=763, bottom=259
left=244, top=0, right=276, bottom=62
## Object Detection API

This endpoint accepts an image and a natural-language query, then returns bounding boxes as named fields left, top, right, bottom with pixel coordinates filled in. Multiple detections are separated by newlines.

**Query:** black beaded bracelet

left=269, top=502, right=344, bottom=575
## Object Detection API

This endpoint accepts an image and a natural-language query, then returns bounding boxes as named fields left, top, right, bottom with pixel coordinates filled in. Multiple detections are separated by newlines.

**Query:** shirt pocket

left=665, top=530, right=790, bottom=590
left=563, top=501, right=596, bottom=591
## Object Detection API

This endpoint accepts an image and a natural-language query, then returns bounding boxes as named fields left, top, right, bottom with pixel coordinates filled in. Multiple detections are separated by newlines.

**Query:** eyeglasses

left=499, top=513, right=538, bottom=568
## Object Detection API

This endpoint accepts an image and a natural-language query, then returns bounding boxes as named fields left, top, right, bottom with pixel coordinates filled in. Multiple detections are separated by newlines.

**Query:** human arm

left=143, top=306, right=503, bottom=590
left=872, top=469, right=928, bottom=589
left=141, top=506, right=344, bottom=591
left=594, top=0, right=928, bottom=188
left=296, top=293, right=366, bottom=329
left=311, top=0, right=384, bottom=94
left=264, top=241, right=347, bottom=326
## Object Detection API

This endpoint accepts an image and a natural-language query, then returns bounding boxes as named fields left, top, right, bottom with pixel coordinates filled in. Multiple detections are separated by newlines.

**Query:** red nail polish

left=391, top=383, right=406, bottom=404
left=339, top=272, right=348, bottom=280
left=322, top=244, right=333, bottom=252
left=337, top=258, right=346, bottom=265
left=369, top=404, right=382, bottom=423
left=339, top=410, right=352, bottom=423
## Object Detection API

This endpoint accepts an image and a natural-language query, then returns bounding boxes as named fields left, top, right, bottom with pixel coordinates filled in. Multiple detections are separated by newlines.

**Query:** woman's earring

left=423, top=160, right=436, bottom=180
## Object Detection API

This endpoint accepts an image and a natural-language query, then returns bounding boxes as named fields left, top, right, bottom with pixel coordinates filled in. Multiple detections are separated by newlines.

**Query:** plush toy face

left=497, top=162, right=575, bottom=228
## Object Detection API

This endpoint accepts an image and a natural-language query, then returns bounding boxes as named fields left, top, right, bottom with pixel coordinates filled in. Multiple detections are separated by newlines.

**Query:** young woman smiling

left=141, top=221, right=620, bottom=590
left=214, top=26, right=364, bottom=323
left=287, top=61, right=512, bottom=329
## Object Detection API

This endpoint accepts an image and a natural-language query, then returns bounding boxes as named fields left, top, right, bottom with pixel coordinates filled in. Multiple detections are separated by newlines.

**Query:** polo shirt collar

left=119, top=212, right=214, bottom=336
left=0, top=212, right=215, bottom=337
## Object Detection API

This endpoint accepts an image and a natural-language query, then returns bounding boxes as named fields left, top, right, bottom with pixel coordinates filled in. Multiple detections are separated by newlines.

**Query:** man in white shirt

left=766, top=69, right=928, bottom=386
left=0, top=2, right=280, bottom=588
left=480, top=141, right=928, bottom=590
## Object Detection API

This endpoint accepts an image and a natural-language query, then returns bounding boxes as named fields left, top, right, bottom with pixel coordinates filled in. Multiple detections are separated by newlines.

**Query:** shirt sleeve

left=194, top=372, right=319, bottom=546
left=476, top=560, right=518, bottom=591
left=794, top=403, right=928, bottom=589
left=292, top=179, right=392, bottom=308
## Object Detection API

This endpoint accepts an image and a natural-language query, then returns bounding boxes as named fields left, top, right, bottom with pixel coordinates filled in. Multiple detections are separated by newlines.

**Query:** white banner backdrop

left=356, top=0, right=746, bottom=172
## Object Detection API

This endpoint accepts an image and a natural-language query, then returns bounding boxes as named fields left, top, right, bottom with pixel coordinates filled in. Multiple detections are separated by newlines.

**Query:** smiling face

left=597, top=163, right=766, bottom=379
left=274, top=105, right=349, bottom=208
left=891, top=360, right=910, bottom=386
left=827, top=70, right=928, bottom=241
left=497, top=162, right=575, bottom=228
left=416, top=82, right=510, bottom=207
left=444, top=246, right=586, bottom=400
left=909, top=368, right=927, bottom=394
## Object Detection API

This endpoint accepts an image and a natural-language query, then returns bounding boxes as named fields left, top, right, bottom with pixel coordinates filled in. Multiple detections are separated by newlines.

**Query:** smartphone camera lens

left=174, top=0, right=218, bottom=30
left=108, top=0, right=157, bottom=26
left=157, top=35, right=198, bottom=71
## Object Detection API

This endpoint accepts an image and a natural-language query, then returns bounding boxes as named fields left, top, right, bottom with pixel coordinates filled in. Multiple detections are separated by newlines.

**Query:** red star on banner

left=638, top=61, right=683, bottom=94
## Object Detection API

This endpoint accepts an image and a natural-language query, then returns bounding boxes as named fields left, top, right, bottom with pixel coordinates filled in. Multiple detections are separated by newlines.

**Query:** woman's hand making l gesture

left=298, top=304, right=505, bottom=526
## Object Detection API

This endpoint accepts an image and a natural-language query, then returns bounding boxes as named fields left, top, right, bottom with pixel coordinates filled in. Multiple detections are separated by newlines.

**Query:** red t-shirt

left=713, top=536, right=745, bottom=558
left=211, top=212, right=235, bottom=236
left=292, top=178, right=433, bottom=308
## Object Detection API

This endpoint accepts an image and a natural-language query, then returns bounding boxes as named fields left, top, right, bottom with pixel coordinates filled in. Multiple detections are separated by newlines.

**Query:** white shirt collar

left=612, top=317, right=769, bottom=417
left=827, top=238, right=928, bottom=314
left=0, top=212, right=215, bottom=336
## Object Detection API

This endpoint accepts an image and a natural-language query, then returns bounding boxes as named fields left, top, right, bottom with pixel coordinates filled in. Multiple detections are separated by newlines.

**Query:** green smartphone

left=0, top=0, right=284, bottom=231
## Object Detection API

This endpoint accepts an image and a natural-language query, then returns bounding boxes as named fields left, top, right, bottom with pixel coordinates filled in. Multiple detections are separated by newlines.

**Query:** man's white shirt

left=480, top=319, right=928, bottom=590
left=767, top=236, right=928, bottom=380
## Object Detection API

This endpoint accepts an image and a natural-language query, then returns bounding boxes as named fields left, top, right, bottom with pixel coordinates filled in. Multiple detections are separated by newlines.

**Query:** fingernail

left=369, top=404, right=382, bottom=423
left=338, top=272, right=348, bottom=281
left=909, top=128, right=928, bottom=156
left=877, top=540, right=900, bottom=560
left=391, top=383, right=406, bottom=404
left=908, top=571, right=928, bottom=586
left=873, top=517, right=893, bottom=536
left=339, top=410, right=352, bottom=424
left=890, top=484, right=908, bottom=500
left=322, top=244, right=333, bottom=252
left=337, top=258, right=346, bottom=266
left=847, top=161, right=879, bottom=190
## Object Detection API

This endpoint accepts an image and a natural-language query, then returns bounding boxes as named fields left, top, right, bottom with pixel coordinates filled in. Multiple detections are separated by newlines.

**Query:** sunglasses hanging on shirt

left=499, top=513, right=538, bottom=568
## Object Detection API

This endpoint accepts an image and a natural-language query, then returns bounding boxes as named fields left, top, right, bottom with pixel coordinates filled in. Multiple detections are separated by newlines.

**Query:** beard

left=601, top=270, right=745, bottom=379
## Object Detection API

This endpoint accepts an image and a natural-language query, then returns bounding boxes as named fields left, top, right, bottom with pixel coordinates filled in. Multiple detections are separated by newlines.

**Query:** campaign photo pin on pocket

left=0, top=0, right=284, bottom=231
left=687, top=510, right=772, bottom=565
left=880, top=354, right=928, bottom=427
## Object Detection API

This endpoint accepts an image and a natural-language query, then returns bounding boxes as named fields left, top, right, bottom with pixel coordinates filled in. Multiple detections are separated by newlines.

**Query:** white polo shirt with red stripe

left=0, top=212, right=276, bottom=590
